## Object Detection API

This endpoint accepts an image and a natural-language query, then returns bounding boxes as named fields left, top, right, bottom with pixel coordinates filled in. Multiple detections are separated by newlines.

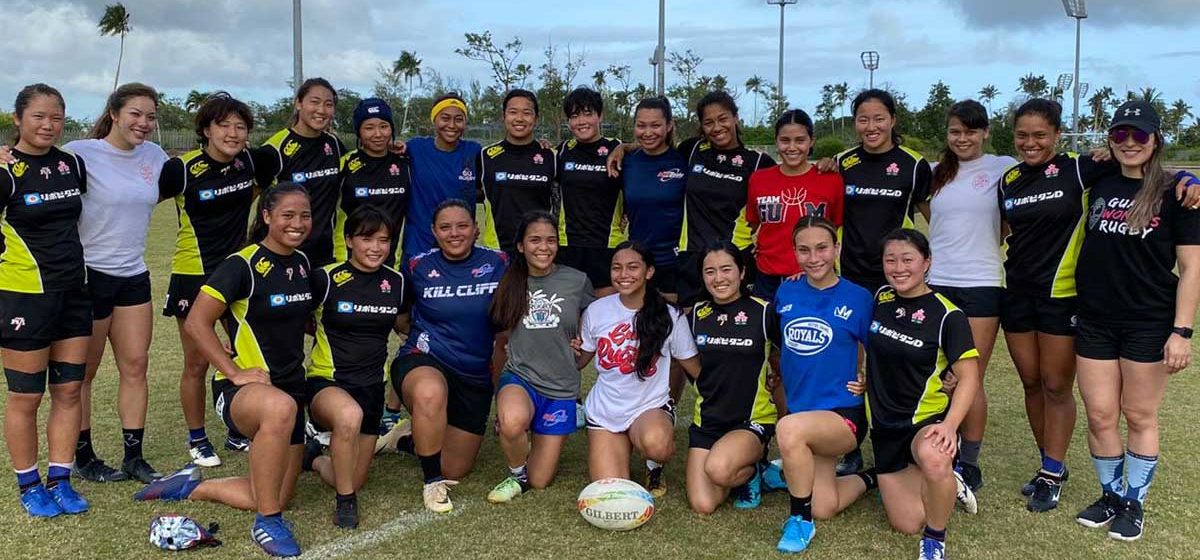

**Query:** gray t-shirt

left=505, top=265, right=596, bottom=399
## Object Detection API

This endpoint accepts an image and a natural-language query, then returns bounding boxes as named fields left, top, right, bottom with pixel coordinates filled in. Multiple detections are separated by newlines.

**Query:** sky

left=3, top=0, right=1200, bottom=124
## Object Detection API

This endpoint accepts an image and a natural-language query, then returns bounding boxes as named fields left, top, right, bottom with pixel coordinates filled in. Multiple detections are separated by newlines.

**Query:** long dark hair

left=932, top=100, right=989, bottom=197
left=851, top=88, right=902, bottom=147
left=696, top=90, right=741, bottom=145
left=490, top=211, right=558, bottom=331
left=249, top=182, right=310, bottom=244
left=698, top=241, right=748, bottom=301
left=634, top=96, right=675, bottom=147
left=195, top=91, right=254, bottom=146
left=12, top=83, right=65, bottom=144
left=90, top=82, right=158, bottom=139
left=612, top=240, right=675, bottom=381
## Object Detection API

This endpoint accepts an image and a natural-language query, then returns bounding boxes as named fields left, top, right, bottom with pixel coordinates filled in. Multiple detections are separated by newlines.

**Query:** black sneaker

left=1108, top=499, right=1144, bottom=542
left=1076, top=492, right=1121, bottom=529
left=645, top=466, right=666, bottom=499
left=75, top=458, right=129, bottom=483
left=1026, top=472, right=1062, bottom=513
left=1022, top=465, right=1069, bottom=496
left=836, top=448, right=863, bottom=477
left=302, top=437, right=324, bottom=472
left=957, top=463, right=983, bottom=492
left=121, top=457, right=162, bottom=484
left=334, top=497, right=359, bottom=529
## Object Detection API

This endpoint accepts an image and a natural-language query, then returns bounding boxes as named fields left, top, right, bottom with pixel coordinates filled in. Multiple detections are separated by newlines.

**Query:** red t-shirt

left=746, top=165, right=844, bottom=276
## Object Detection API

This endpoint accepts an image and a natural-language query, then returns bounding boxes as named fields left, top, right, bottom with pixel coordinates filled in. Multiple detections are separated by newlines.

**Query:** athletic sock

left=397, top=434, right=415, bottom=455
left=509, top=464, right=529, bottom=483
left=646, top=459, right=663, bottom=471
left=123, top=428, right=145, bottom=462
left=958, top=439, right=982, bottom=467
left=789, top=494, right=813, bottom=521
left=336, top=492, right=357, bottom=505
left=1041, top=454, right=1065, bottom=476
left=1091, top=454, right=1125, bottom=495
left=15, top=467, right=40, bottom=493
left=853, top=468, right=879, bottom=490
left=188, top=427, right=208, bottom=446
left=76, top=429, right=96, bottom=466
left=46, top=463, right=71, bottom=489
left=1124, top=450, right=1158, bottom=504
left=419, top=452, right=443, bottom=483
left=923, top=526, right=946, bottom=542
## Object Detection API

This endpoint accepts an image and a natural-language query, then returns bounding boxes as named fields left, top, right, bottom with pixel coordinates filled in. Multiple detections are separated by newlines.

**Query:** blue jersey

left=622, top=148, right=686, bottom=266
left=401, top=246, right=506, bottom=385
left=767, top=278, right=873, bottom=412
left=402, top=137, right=482, bottom=260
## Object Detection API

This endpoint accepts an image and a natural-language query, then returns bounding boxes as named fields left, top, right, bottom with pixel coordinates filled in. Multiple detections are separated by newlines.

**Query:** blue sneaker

left=777, top=515, right=816, bottom=553
left=762, top=459, right=787, bottom=493
left=252, top=514, right=301, bottom=557
left=47, top=480, right=89, bottom=514
left=919, top=537, right=945, bottom=560
left=20, top=485, right=64, bottom=518
left=134, top=464, right=201, bottom=502
left=733, top=464, right=763, bottom=509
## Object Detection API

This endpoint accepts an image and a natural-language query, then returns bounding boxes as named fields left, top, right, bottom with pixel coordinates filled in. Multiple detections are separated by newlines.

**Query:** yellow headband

left=430, top=99, right=468, bottom=124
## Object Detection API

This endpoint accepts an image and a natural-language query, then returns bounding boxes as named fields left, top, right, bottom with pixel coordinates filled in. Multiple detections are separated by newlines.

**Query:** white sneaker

left=375, top=418, right=411, bottom=454
left=423, top=479, right=458, bottom=513
left=305, top=420, right=332, bottom=447
left=188, top=440, right=222, bottom=468
left=954, top=470, right=978, bottom=514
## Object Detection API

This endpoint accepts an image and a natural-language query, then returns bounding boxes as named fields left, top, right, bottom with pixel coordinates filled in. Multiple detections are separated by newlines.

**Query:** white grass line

left=300, top=503, right=468, bottom=559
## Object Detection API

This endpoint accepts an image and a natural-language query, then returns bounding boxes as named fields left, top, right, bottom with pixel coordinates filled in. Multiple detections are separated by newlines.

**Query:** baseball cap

left=1109, top=100, right=1160, bottom=135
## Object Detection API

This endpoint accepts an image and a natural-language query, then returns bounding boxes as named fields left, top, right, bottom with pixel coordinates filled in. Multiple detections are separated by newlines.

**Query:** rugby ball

left=577, top=478, right=655, bottom=531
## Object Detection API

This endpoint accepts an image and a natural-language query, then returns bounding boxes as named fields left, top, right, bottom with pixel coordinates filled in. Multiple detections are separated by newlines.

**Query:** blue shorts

left=498, top=372, right=577, bottom=436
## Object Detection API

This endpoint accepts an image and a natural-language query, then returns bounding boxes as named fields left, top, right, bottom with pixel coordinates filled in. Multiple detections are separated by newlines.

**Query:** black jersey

left=477, top=140, right=558, bottom=253
left=0, top=147, right=87, bottom=293
left=837, top=145, right=932, bottom=288
left=309, top=261, right=405, bottom=386
left=866, top=287, right=978, bottom=430
left=998, top=153, right=1113, bottom=298
left=556, top=137, right=624, bottom=248
left=333, top=149, right=413, bottom=267
left=678, top=138, right=775, bottom=252
left=688, top=295, right=777, bottom=430
left=1077, top=175, right=1200, bottom=326
left=159, top=149, right=261, bottom=276
left=201, top=244, right=315, bottom=389
left=256, top=128, right=347, bottom=267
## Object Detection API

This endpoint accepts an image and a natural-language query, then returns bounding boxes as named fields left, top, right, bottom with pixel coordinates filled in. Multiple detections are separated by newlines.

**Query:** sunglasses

left=1108, top=128, right=1152, bottom=145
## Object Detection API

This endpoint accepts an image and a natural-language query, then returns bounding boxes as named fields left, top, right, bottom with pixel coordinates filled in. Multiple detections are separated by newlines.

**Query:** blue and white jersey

left=400, top=246, right=507, bottom=385
left=767, top=278, right=873, bottom=413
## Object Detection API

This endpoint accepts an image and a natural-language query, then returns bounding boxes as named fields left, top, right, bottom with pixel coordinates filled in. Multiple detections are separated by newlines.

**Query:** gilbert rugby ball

left=577, top=478, right=655, bottom=531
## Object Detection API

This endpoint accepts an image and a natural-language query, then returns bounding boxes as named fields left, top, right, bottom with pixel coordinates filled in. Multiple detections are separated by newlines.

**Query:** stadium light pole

left=768, top=0, right=798, bottom=116
left=1057, top=73, right=1073, bottom=102
left=1063, top=0, right=1087, bottom=151
left=649, top=0, right=666, bottom=96
left=292, top=0, right=304, bottom=89
left=860, top=51, right=879, bottom=89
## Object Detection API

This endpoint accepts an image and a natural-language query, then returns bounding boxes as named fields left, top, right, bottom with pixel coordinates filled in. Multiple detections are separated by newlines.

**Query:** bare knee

left=333, top=407, right=363, bottom=436
left=640, top=434, right=674, bottom=463
left=1086, top=405, right=1120, bottom=433
left=776, top=416, right=809, bottom=452
left=118, top=354, right=150, bottom=378
left=408, top=382, right=446, bottom=417
left=49, top=383, right=81, bottom=406
left=1043, top=376, right=1075, bottom=403
left=1121, top=405, right=1158, bottom=436
left=703, top=455, right=740, bottom=488
left=528, top=471, right=554, bottom=490
left=689, top=494, right=720, bottom=515
left=916, top=445, right=953, bottom=482
left=812, top=500, right=838, bottom=521
left=259, top=394, right=298, bottom=434
left=889, top=515, right=924, bottom=535
left=497, top=410, right=529, bottom=440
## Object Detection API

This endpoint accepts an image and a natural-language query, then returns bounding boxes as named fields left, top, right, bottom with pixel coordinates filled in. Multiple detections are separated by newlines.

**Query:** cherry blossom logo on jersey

left=57, top=161, right=70, bottom=175
left=140, top=163, right=155, bottom=184
left=911, top=308, right=926, bottom=325
left=597, top=145, right=609, bottom=156
left=734, top=311, right=748, bottom=325
left=533, top=153, right=544, bottom=165
left=1044, top=164, right=1060, bottom=178
left=324, top=143, right=333, bottom=156
left=233, top=158, right=244, bottom=170
left=972, top=172, right=991, bottom=191
left=885, top=162, right=900, bottom=176
left=596, top=322, right=655, bottom=376
left=389, top=164, right=400, bottom=176
left=380, top=279, right=392, bottom=293
left=39, top=166, right=51, bottom=179
left=731, top=154, right=744, bottom=167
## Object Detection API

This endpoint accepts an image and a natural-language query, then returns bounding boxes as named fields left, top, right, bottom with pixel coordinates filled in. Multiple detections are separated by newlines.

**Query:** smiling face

left=14, top=94, right=65, bottom=153
left=204, top=112, right=249, bottom=161
left=432, top=205, right=476, bottom=260
left=700, top=103, right=738, bottom=150
left=347, top=225, right=391, bottom=272
left=264, top=193, right=312, bottom=250
left=610, top=247, right=653, bottom=298
left=359, top=118, right=393, bottom=156
left=1014, top=113, right=1061, bottom=167
left=946, top=116, right=987, bottom=162
left=434, top=106, right=467, bottom=146
left=701, top=250, right=743, bottom=304
left=882, top=239, right=930, bottom=294
left=295, top=85, right=335, bottom=135
left=793, top=225, right=839, bottom=284
left=504, top=96, right=537, bottom=143
left=518, top=220, right=558, bottom=275
left=1108, top=126, right=1157, bottom=172
left=776, top=122, right=812, bottom=169
left=854, top=99, right=895, bottom=153
left=634, top=108, right=671, bottom=153
left=109, top=95, right=158, bottom=148
left=568, top=108, right=601, bottom=143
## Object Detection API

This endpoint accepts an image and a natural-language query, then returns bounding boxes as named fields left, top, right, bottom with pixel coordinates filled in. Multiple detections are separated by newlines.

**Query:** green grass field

left=1, top=203, right=1198, bottom=559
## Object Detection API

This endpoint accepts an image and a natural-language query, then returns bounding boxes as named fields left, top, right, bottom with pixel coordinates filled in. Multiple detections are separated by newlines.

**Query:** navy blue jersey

left=402, top=137, right=481, bottom=260
left=622, top=148, right=687, bottom=267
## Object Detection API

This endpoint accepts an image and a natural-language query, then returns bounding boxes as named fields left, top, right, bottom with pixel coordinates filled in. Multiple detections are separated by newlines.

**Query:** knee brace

left=48, top=361, right=85, bottom=385
left=5, top=368, right=47, bottom=394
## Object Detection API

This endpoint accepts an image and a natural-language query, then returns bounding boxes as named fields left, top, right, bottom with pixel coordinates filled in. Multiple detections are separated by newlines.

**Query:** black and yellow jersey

left=865, top=287, right=978, bottom=430
left=0, top=147, right=86, bottom=293
left=688, top=295, right=777, bottom=430
left=200, top=244, right=315, bottom=389
left=998, top=153, right=1112, bottom=298
left=678, top=138, right=775, bottom=252
left=556, top=137, right=624, bottom=248
left=476, top=140, right=558, bottom=253
left=159, top=148, right=263, bottom=276
left=308, top=261, right=405, bottom=387
left=332, top=149, right=412, bottom=267
left=255, top=128, right=347, bottom=267
left=836, top=145, right=932, bottom=289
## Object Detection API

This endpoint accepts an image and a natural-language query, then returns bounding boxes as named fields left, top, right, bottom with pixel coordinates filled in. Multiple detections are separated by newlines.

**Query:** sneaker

left=375, top=418, right=411, bottom=455
left=762, top=459, right=788, bottom=493
left=188, top=440, right=222, bottom=468
left=75, top=458, right=129, bottom=483
left=1026, top=473, right=1062, bottom=513
left=955, top=462, right=983, bottom=492
left=645, top=466, right=667, bottom=499
left=776, top=515, right=816, bottom=553
left=20, top=485, right=64, bottom=518
left=302, top=437, right=324, bottom=472
left=305, top=420, right=332, bottom=447
left=954, top=470, right=978, bottom=514
left=252, top=513, right=302, bottom=557
left=919, top=537, right=945, bottom=560
left=486, top=476, right=527, bottom=504
left=733, top=464, right=762, bottom=509
left=1022, top=465, right=1068, bottom=496
left=122, top=457, right=163, bottom=484
left=1076, top=491, right=1121, bottom=528
left=133, top=464, right=201, bottom=501
left=47, top=480, right=89, bottom=514
left=378, top=410, right=405, bottom=436
left=334, top=497, right=359, bottom=529
left=422, top=479, right=458, bottom=513
left=575, top=401, right=587, bottom=430
left=1108, top=499, right=1144, bottom=542
left=225, top=435, right=251, bottom=452
left=835, top=448, right=863, bottom=477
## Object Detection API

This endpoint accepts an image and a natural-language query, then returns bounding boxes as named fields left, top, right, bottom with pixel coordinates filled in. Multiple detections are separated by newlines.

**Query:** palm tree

left=392, top=50, right=422, bottom=134
left=184, top=90, right=210, bottom=113
left=744, top=75, right=764, bottom=125
left=833, top=82, right=849, bottom=136
left=1017, top=73, right=1048, bottom=100
left=1169, top=99, right=1192, bottom=139
left=1088, top=87, right=1114, bottom=131
left=98, top=3, right=132, bottom=90
left=978, top=84, right=999, bottom=115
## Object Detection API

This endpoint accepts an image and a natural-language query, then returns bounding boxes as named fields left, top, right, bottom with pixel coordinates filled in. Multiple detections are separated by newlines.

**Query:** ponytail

left=249, top=182, right=309, bottom=244
left=90, top=82, right=158, bottom=139
left=613, top=241, right=676, bottom=381
left=490, top=211, right=557, bottom=331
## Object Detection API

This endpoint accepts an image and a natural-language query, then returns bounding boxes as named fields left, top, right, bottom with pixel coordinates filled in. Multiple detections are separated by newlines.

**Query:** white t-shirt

left=928, top=154, right=1016, bottom=288
left=581, top=294, right=698, bottom=432
left=65, top=139, right=168, bottom=277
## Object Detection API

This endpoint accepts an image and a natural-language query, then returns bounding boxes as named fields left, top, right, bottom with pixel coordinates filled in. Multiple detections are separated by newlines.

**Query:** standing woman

left=867, top=229, right=980, bottom=560
left=578, top=241, right=700, bottom=497
left=135, top=184, right=316, bottom=558
left=924, top=100, right=1016, bottom=491
left=1073, top=101, right=1200, bottom=541
left=0, top=84, right=91, bottom=517
left=390, top=199, right=507, bottom=513
left=486, top=211, right=594, bottom=503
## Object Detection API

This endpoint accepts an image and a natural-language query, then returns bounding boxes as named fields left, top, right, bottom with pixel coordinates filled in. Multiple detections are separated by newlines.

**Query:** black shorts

left=87, top=267, right=151, bottom=320
left=674, top=251, right=705, bottom=307
left=1075, top=318, right=1171, bottom=363
left=212, top=378, right=307, bottom=445
left=832, top=405, right=869, bottom=446
left=390, top=352, right=493, bottom=436
left=307, top=378, right=385, bottom=435
left=1000, top=291, right=1077, bottom=336
left=751, top=273, right=784, bottom=301
left=162, top=274, right=207, bottom=319
left=688, top=421, right=775, bottom=450
left=650, top=260, right=679, bottom=297
left=871, top=419, right=943, bottom=475
left=844, top=273, right=886, bottom=298
left=556, top=245, right=614, bottom=289
left=929, top=285, right=1001, bottom=318
left=0, top=287, right=92, bottom=351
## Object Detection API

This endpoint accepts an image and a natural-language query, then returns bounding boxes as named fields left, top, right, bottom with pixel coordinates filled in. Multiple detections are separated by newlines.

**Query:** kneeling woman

left=867, top=229, right=980, bottom=560
left=578, top=241, right=699, bottom=497
left=306, top=204, right=406, bottom=528
left=685, top=242, right=777, bottom=514
left=136, top=184, right=315, bottom=559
